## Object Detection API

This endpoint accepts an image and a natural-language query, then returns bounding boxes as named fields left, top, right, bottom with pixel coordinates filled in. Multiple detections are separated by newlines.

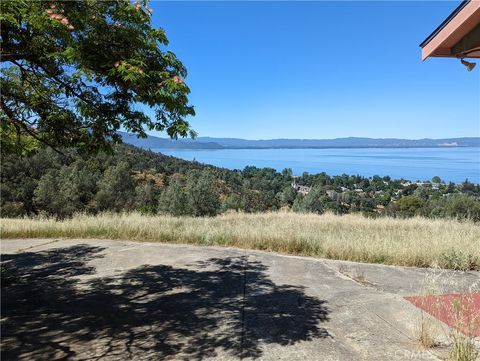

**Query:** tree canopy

left=1, top=0, right=195, bottom=154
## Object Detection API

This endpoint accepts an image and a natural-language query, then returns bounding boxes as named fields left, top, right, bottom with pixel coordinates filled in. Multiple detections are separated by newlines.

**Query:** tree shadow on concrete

left=1, top=245, right=330, bottom=360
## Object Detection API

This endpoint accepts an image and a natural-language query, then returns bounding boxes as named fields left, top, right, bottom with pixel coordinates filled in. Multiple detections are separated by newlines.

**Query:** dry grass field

left=1, top=212, right=479, bottom=270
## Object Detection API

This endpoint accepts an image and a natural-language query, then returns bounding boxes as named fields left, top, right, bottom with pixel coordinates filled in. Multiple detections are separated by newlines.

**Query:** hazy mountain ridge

left=119, top=132, right=480, bottom=149
left=118, top=132, right=223, bottom=149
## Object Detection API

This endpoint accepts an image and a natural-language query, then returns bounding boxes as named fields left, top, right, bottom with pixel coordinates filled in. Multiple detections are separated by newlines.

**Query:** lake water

left=153, top=147, right=480, bottom=184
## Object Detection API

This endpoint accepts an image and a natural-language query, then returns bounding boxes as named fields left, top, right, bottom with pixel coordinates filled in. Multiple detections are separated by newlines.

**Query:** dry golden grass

left=449, top=330, right=479, bottom=361
left=1, top=212, right=479, bottom=269
left=415, top=271, right=480, bottom=360
left=417, top=318, right=436, bottom=348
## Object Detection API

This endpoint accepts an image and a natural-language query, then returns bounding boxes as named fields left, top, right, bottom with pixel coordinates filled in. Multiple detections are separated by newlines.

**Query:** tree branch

left=0, top=98, right=65, bottom=156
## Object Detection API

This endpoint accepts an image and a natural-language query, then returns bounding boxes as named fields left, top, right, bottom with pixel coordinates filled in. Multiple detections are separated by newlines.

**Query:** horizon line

left=139, top=132, right=480, bottom=142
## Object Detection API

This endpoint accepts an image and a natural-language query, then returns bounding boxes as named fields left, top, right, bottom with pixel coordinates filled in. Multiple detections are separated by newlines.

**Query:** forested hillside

left=1, top=144, right=479, bottom=220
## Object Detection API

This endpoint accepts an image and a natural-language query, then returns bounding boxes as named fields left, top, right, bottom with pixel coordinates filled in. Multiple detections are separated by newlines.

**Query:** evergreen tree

left=94, top=161, right=134, bottom=211
left=186, top=170, right=221, bottom=217
left=302, top=187, right=325, bottom=214
left=278, top=186, right=297, bottom=206
left=33, top=169, right=63, bottom=216
left=158, top=179, right=189, bottom=216
left=135, top=183, right=160, bottom=214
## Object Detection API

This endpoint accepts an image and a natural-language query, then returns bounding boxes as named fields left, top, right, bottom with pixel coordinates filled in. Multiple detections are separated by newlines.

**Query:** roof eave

left=420, top=0, right=480, bottom=61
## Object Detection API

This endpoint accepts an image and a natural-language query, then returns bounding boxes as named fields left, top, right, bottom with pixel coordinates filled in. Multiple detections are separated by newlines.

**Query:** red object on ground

left=405, top=292, right=480, bottom=337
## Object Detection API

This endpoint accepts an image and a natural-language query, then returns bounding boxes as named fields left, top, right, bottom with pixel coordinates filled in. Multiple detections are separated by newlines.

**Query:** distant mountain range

left=119, top=132, right=480, bottom=150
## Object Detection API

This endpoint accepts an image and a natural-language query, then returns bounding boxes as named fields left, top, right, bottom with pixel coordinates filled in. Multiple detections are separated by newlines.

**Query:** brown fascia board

left=421, top=0, right=480, bottom=60
left=420, top=1, right=470, bottom=48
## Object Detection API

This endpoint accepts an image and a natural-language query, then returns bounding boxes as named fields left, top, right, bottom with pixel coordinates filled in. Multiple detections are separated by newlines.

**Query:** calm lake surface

left=153, top=147, right=480, bottom=183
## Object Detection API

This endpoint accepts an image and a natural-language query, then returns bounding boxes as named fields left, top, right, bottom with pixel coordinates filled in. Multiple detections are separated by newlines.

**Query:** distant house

left=326, top=189, right=336, bottom=198
left=354, top=189, right=366, bottom=197
left=292, top=181, right=311, bottom=195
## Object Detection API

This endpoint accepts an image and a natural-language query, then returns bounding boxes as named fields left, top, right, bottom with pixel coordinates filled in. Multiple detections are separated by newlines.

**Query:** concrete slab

left=1, top=239, right=478, bottom=360
left=0, top=238, right=65, bottom=254
left=324, top=258, right=480, bottom=296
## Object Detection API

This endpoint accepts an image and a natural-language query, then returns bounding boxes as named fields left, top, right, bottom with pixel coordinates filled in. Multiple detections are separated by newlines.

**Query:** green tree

left=460, top=179, right=475, bottom=194
left=0, top=123, right=40, bottom=156
left=444, top=195, right=480, bottom=222
left=302, top=187, right=325, bottom=214
left=396, top=196, right=425, bottom=217
left=221, top=193, right=242, bottom=212
left=158, top=179, right=189, bottom=216
left=278, top=186, right=297, bottom=207
left=1, top=147, right=63, bottom=214
left=135, top=183, right=160, bottom=214
left=55, top=162, right=98, bottom=216
left=281, top=168, right=293, bottom=181
left=94, top=161, right=134, bottom=211
left=292, top=195, right=305, bottom=213
left=432, top=176, right=441, bottom=183
left=413, top=187, right=429, bottom=201
left=445, top=182, right=456, bottom=194
left=33, top=169, right=63, bottom=215
left=186, top=170, right=221, bottom=217
left=1, top=0, right=195, bottom=154
left=33, top=162, right=97, bottom=218
left=241, top=189, right=266, bottom=213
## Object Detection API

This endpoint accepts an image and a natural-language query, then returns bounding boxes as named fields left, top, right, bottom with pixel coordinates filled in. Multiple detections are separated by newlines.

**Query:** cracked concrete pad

left=1, top=239, right=478, bottom=360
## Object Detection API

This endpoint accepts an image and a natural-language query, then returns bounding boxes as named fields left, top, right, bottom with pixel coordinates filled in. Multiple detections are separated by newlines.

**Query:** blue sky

left=148, top=1, right=479, bottom=140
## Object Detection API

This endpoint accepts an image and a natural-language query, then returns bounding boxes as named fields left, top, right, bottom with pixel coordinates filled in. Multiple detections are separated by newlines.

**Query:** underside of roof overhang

left=420, top=0, right=480, bottom=61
